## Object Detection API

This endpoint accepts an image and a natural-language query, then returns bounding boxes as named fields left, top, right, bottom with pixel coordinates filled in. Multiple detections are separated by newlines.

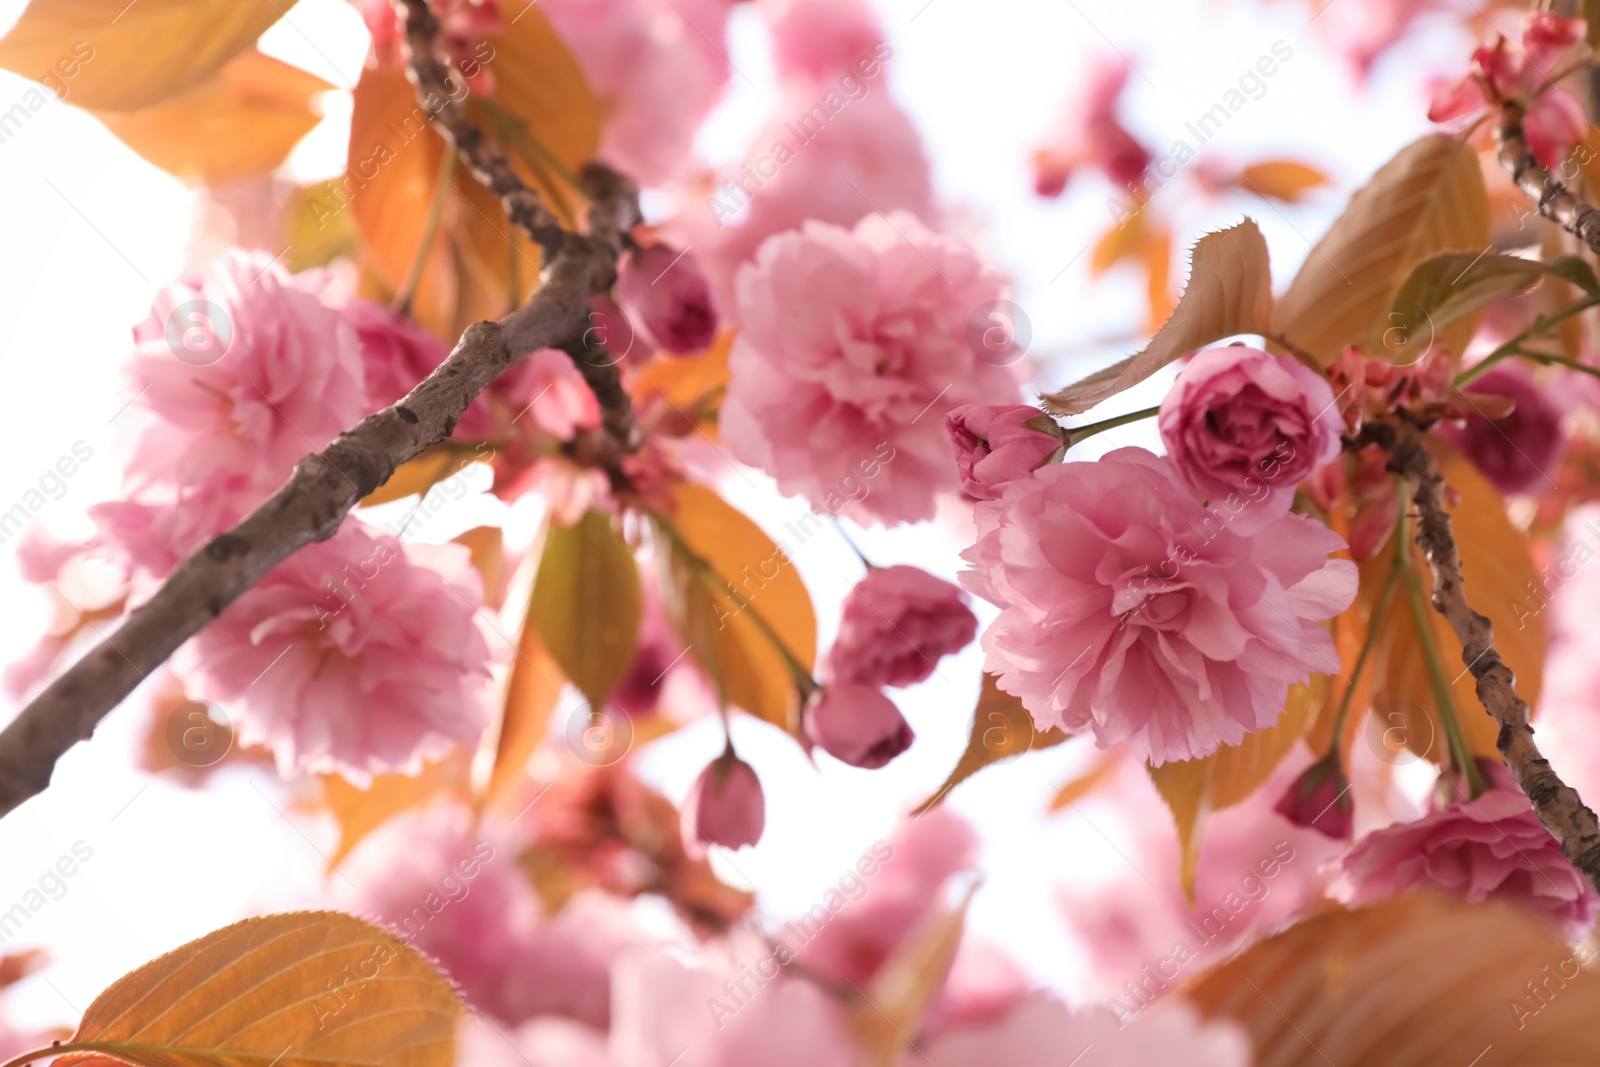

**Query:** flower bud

left=945, top=405, right=1064, bottom=500
left=1436, top=363, right=1565, bottom=496
left=1273, top=753, right=1353, bottom=840
left=829, top=565, right=976, bottom=687
left=804, top=684, right=914, bottom=769
left=617, top=244, right=718, bottom=354
left=684, top=752, right=765, bottom=850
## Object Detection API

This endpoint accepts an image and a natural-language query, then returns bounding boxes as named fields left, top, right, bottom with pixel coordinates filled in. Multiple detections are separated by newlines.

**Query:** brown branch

left=0, top=7, right=643, bottom=818
left=1360, top=419, right=1600, bottom=894
left=1495, top=99, right=1600, bottom=256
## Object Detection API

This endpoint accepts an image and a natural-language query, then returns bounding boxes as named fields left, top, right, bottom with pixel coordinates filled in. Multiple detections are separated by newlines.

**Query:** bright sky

left=0, top=0, right=1462, bottom=1028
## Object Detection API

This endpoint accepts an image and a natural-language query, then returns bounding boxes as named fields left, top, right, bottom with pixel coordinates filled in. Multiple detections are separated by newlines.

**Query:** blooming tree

left=9, top=0, right=1600, bottom=1065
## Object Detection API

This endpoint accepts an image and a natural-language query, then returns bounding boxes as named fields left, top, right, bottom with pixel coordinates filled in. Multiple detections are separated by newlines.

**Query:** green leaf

left=1390, top=253, right=1600, bottom=355
left=530, top=509, right=641, bottom=707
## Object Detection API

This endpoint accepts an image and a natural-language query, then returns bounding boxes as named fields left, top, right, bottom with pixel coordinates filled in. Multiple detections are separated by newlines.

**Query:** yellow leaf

left=58, top=912, right=461, bottom=1067
left=1370, top=439, right=1544, bottom=764
left=1274, top=135, right=1489, bottom=364
left=1089, top=211, right=1150, bottom=279
left=658, top=485, right=818, bottom=732
left=850, top=886, right=974, bottom=1067
left=0, top=0, right=285, bottom=112
left=1149, top=679, right=1322, bottom=900
left=916, top=674, right=1066, bottom=813
left=1238, top=159, right=1329, bottom=204
left=1189, top=895, right=1600, bottom=1065
left=316, top=758, right=470, bottom=870
left=283, top=182, right=357, bottom=273
left=485, top=605, right=565, bottom=807
left=454, top=526, right=505, bottom=609
left=91, top=51, right=328, bottom=183
left=631, top=330, right=734, bottom=424
left=531, top=509, right=641, bottom=707
left=1042, top=219, right=1274, bottom=416
left=1047, top=746, right=1123, bottom=811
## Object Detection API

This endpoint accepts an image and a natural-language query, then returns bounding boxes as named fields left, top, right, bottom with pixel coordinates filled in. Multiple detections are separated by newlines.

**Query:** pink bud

left=617, top=244, right=718, bottom=354
left=829, top=565, right=977, bottom=687
left=585, top=292, right=645, bottom=365
left=804, top=684, right=914, bottom=769
left=945, top=405, right=1063, bottom=500
left=1273, top=755, right=1353, bottom=840
left=1435, top=363, right=1565, bottom=496
left=684, top=753, right=765, bottom=850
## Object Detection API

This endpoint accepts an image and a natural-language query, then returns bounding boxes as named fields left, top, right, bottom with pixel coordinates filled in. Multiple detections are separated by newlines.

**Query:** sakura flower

left=616, top=244, right=718, bottom=354
left=539, top=0, right=734, bottom=186
left=502, top=349, right=603, bottom=440
left=803, top=683, right=914, bottom=768
left=827, top=565, right=977, bottom=687
left=1436, top=362, right=1565, bottom=495
left=1031, top=54, right=1151, bottom=197
left=1428, top=13, right=1590, bottom=168
left=763, top=0, right=886, bottom=81
left=945, top=404, right=1065, bottom=501
left=113, top=249, right=367, bottom=570
left=960, top=447, right=1356, bottom=765
left=1333, top=763, right=1599, bottom=941
left=337, top=801, right=630, bottom=1027
left=175, top=523, right=493, bottom=781
left=1158, top=345, right=1342, bottom=523
left=683, top=752, right=765, bottom=851
left=341, top=297, right=495, bottom=440
left=722, top=213, right=1023, bottom=526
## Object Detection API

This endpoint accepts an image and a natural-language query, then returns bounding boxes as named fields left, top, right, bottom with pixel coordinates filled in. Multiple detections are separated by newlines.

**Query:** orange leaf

left=1238, top=159, right=1329, bottom=204
left=315, top=757, right=471, bottom=870
left=485, top=606, right=566, bottom=807
left=1190, top=895, right=1600, bottom=1065
left=91, top=51, right=328, bottom=182
left=57, top=912, right=461, bottom=1067
left=0, top=0, right=285, bottom=112
left=916, top=674, right=1066, bottom=813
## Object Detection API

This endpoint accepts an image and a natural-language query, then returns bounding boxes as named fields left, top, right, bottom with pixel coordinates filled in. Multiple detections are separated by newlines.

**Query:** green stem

left=1066, top=405, right=1161, bottom=447
left=651, top=512, right=818, bottom=698
left=1398, top=502, right=1486, bottom=796
left=393, top=144, right=459, bottom=314
left=1324, top=551, right=1402, bottom=756
left=1518, top=350, right=1600, bottom=380
left=1454, top=294, right=1600, bottom=386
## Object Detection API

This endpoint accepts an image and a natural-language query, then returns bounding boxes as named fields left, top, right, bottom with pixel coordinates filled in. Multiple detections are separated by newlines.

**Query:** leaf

left=1148, top=679, right=1323, bottom=900
left=1042, top=219, right=1274, bottom=416
left=1237, top=159, right=1329, bottom=204
left=1274, top=135, right=1489, bottom=364
left=530, top=509, right=641, bottom=707
left=1369, top=439, right=1545, bottom=764
left=454, top=526, right=505, bottom=609
left=0, top=0, right=285, bottom=112
left=1390, top=253, right=1593, bottom=355
left=630, top=330, right=734, bottom=425
left=658, top=485, right=818, bottom=732
left=485, top=596, right=565, bottom=806
left=316, top=758, right=470, bottom=870
left=849, top=886, right=974, bottom=1067
left=915, top=674, right=1066, bottom=813
left=91, top=51, right=328, bottom=182
left=1047, top=747, right=1123, bottom=811
left=283, top=182, right=357, bottom=274
left=1189, top=895, right=1600, bottom=1065
left=59, top=912, right=461, bottom=1067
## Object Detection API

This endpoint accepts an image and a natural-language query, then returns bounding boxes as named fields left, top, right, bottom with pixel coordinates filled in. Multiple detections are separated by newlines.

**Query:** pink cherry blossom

left=762, top=0, right=885, bottom=81
left=789, top=808, right=977, bottom=986
left=1333, top=765, right=1599, bottom=941
left=961, top=447, right=1356, bottom=765
left=336, top=801, right=629, bottom=1027
left=341, top=297, right=498, bottom=440
left=174, top=523, right=493, bottom=781
left=922, top=994, right=1251, bottom=1067
left=1032, top=54, right=1151, bottom=197
left=803, top=682, right=914, bottom=768
left=684, top=84, right=936, bottom=316
left=923, top=939, right=1033, bottom=1037
left=827, top=565, right=977, bottom=687
left=722, top=213, right=1023, bottom=526
left=502, top=348, right=603, bottom=440
left=1437, top=362, right=1564, bottom=495
left=945, top=404, right=1065, bottom=501
left=455, top=1017, right=615, bottom=1067
left=1314, top=0, right=1441, bottom=80
left=1158, top=345, right=1342, bottom=524
left=539, top=0, right=733, bottom=186
left=616, top=245, right=718, bottom=354
left=683, top=753, right=765, bottom=850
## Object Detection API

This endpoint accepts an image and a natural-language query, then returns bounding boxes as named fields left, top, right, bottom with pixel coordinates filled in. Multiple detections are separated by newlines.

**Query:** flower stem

left=1066, top=405, right=1161, bottom=447
left=393, top=143, right=459, bottom=314
left=1454, top=294, right=1600, bottom=386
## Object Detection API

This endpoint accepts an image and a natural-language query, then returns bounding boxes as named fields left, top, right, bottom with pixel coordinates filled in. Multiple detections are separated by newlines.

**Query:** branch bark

left=1364, top=420, right=1600, bottom=894
left=0, top=7, right=642, bottom=818
left=1495, top=99, right=1600, bottom=256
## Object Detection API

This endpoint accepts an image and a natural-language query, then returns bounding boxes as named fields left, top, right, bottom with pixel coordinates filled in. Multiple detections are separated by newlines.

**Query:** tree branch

left=0, top=7, right=643, bottom=818
left=1495, top=99, right=1600, bottom=256
left=1361, top=419, right=1600, bottom=894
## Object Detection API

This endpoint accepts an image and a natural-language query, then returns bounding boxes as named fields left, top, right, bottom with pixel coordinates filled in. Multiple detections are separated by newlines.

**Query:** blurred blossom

left=827, top=565, right=977, bottom=688
left=617, top=245, right=719, bottom=355
left=683, top=753, right=765, bottom=851
left=1031, top=54, right=1151, bottom=197
left=722, top=213, right=1023, bottom=526
left=1436, top=363, right=1565, bottom=496
left=762, top=0, right=885, bottom=81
